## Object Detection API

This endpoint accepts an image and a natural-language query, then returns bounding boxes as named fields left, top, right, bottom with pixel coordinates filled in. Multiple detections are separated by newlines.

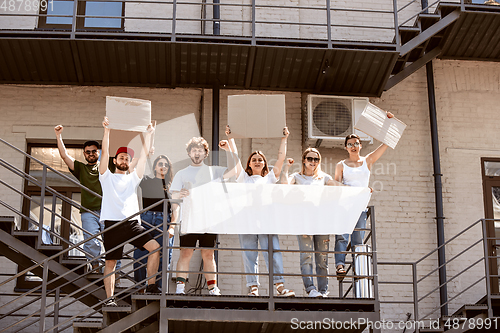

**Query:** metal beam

left=160, top=308, right=379, bottom=323
left=385, top=47, right=441, bottom=91
left=399, top=10, right=460, bottom=56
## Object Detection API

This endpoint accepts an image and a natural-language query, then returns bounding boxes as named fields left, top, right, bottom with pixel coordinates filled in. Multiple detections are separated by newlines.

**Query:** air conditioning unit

left=304, top=95, right=373, bottom=148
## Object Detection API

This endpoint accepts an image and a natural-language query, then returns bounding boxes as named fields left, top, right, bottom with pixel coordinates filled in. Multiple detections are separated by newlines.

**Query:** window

left=38, top=0, right=123, bottom=30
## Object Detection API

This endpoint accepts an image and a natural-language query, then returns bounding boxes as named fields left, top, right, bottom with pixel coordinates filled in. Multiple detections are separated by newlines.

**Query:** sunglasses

left=346, top=142, right=360, bottom=148
left=305, top=157, right=320, bottom=163
left=84, top=149, right=97, bottom=155
left=157, top=162, right=169, bottom=167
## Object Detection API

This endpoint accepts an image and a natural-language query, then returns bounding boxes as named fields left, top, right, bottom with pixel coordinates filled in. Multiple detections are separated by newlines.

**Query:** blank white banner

left=181, top=183, right=371, bottom=235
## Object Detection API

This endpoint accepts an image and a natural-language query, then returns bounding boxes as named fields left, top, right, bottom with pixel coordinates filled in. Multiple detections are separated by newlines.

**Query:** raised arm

left=54, top=125, right=75, bottom=171
left=334, top=161, right=343, bottom=184
left=280, top=158, right=295, bottom=184
left=220, top=125, right=243, bottom=179
left=134, top=124, right=155, bottom=179
left=99, top=117, right=110, bottom=175
left=365, top=111, right=394, bottom=169
left=272, top=127, right=289, bottom=177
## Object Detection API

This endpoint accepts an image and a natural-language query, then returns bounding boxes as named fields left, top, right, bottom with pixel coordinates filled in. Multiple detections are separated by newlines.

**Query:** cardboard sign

left=228, top=95, right=286, bottom=138
left=106, top=96, right=151, bottom=132
left=354, top=102, right=406, bottom=149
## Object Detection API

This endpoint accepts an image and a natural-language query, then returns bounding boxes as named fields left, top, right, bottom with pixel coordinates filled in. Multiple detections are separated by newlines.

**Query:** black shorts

left=179, top=233, right=217, bottom=248
left=103, top=220, right=154, bottom=260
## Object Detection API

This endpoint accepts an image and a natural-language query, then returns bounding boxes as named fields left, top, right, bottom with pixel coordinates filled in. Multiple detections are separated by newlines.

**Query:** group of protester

left=54, top=111, right=394, bottom=305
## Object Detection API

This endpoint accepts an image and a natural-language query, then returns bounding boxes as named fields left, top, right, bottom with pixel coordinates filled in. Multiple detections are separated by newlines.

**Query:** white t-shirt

left=170, top=163, right=227, bottom=191
left=99, top=169, right=141, bottom=222
left=291, top=171, right=332, bottom=186
left=236, top=169, right=277, bottom=184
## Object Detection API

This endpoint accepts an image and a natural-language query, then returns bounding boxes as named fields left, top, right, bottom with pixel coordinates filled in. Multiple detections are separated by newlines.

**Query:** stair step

left=102, top=305, right=131, bottom=312
left=12, top=229, right=39, bottom=236
left=418, top=13, right=442, bottom=31
left=453, top=303, right=489, bottom=317
left=0, top=216, right=14, bottom=232
left=73, top=320, right=101, bottom=333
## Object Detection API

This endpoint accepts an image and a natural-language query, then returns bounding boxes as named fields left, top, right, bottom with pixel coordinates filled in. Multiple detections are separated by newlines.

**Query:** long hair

left=245, top=151, right=269, bottom=177
left=300, top=147, right=322, bottom=179
left=152, top=154, right=173, bottom=190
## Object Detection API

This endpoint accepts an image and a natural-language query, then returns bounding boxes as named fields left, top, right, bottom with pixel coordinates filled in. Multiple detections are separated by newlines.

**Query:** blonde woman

left=282, top=148, right=341, bottom=297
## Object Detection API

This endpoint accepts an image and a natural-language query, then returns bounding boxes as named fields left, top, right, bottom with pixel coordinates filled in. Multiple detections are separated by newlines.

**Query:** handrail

left=0, top=0, right=398, bottom=45
left=378, top=217, right=497, bottom=328
left=0, top=136, right=379, bottom=332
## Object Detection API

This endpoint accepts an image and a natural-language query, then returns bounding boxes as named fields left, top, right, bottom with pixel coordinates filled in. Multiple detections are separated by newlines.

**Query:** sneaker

left=176, top=284, right=186, bottom=294
left=208, top=286, right=221, bottom=296
left=103, top=298, right=117, bottom=307
left=308, top=289, right=323, bottom=298
left=322, top=291, right=330, bottom=298
left=145, top=284, right=161, bottom=294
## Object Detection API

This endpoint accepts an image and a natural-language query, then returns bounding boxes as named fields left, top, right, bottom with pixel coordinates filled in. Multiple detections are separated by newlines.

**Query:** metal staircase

left=387, top=0, right=500, bottom=90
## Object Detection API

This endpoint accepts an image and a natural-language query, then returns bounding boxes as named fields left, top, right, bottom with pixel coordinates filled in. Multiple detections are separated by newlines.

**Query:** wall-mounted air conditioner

left=303, top=95, right=373, bottom=148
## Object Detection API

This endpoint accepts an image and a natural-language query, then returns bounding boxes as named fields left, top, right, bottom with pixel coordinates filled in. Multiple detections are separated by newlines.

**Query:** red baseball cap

left=115, top=147, right=134, bottom=159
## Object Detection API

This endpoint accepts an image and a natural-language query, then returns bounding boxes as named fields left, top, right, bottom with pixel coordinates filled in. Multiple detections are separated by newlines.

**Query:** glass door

left=481, top=158, right=500, bottom=294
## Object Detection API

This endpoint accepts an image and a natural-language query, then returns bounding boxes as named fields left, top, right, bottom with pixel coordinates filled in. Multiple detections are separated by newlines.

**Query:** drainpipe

left=213, top=0, right=220, bottom=35
left=421, top=0, right=447, bottom=317
left=426, top=58, right=448, bottom=317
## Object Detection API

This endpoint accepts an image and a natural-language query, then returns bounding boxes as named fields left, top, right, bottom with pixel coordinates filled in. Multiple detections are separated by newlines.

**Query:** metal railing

left=378, top=217, right=497, bottom=331
left=0, top=137, right=379, bottom=333
left=0, top=0, right=401, bottom=45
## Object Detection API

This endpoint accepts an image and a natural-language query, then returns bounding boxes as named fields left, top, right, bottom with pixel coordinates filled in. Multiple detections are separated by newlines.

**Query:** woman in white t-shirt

left=282, top=147, right=342, bottom=297
left=219, top=126, right=295, bottom=297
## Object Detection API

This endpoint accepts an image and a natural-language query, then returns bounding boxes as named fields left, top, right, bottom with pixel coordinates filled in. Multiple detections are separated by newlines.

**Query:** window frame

left=37, top=0, right=125, bottom=31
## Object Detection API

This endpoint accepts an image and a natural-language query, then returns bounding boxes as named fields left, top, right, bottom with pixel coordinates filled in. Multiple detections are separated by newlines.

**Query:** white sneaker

left=208, top=286, right=221, bottom=296
left=308, top=289, right=323, bottom=298
left=322, top=291, right=330, bottom=298
left=176, top=284, right=186, bottom=294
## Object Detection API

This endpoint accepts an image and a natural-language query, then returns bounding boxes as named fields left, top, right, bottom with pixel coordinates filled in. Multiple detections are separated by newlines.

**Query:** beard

left=115, top=163, right=129, bottom=172
left=190, top=155, right=204, bottom=164
left=85, top=155, right=98, bottom=164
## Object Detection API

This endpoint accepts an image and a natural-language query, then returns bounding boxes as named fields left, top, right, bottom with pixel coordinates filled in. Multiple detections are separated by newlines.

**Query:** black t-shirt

left=139, top=176, right=171, bottom=213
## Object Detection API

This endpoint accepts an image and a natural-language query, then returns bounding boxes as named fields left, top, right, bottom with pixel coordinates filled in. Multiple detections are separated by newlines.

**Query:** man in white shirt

left=99, top=116, right=161, bottom=306
left=170, top=137, right=232, bottom=296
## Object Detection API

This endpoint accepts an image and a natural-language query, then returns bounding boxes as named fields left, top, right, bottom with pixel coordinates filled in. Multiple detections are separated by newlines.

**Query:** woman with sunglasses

left=133, top=154, right=175, bottom=291
left=219, top=126, right=295, bottom=297
left=282, top=148, right=342, bottom=297
left=334, top=111, right=394, bottom=279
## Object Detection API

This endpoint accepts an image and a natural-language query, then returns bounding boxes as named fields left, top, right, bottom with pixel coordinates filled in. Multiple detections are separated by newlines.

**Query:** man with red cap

left=99, top=116, right=161, bottom=306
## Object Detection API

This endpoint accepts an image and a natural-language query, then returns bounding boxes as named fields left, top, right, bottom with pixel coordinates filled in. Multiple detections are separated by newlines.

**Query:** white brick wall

left=1, top=58, right=500, bottom=331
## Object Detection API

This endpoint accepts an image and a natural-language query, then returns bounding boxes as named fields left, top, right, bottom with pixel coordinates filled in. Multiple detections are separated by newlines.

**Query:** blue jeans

left=297, top=235, right=329, bottom=294
left=81, top=210, right=120, bottom=270
left=133, top=211, right=173, bottom=287
left=335, top=210, right=368, bottom=267
left=239, top=234, right=285, bottom=287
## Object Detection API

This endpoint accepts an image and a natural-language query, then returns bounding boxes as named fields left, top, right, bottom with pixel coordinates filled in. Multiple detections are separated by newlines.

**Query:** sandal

left=275, top=283, right=295, bottom=297
left=336, top=265, right=347, bottom=280
left=248, top=285, right=259, bottom=296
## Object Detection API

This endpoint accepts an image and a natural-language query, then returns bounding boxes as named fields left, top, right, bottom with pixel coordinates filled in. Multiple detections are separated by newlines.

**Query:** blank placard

left=354, top=103, right=406, bottom=149
left=228, top=95, right=286, bottom=138
left=106, top=96, right=151, bottom=132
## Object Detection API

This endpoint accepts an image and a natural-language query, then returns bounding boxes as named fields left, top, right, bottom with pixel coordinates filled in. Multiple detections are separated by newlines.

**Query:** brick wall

left=1, top=58, right=500, bottom=330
